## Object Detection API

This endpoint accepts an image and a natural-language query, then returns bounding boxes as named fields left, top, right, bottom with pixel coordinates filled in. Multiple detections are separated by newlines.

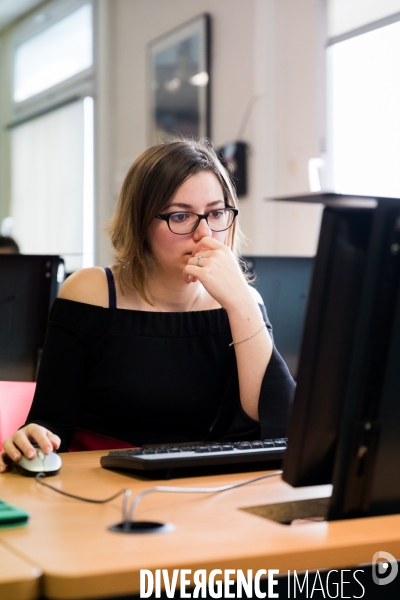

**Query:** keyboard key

left=209, top=445, right=222, bottom=452
left=236, top=443, right=252, bottom=450
left=194, top=446, right=211, bottom=453
left=221, top=445, right=234, bottom=451
left=262, top=441, right=275, bottom=448
left=250, top=441, right=264, bottom=449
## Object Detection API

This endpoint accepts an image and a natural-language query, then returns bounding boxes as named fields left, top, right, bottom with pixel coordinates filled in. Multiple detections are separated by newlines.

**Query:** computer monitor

left=282, top=198, right=400, bottom=520
left=242, top=256, right=313, bottom=379
left=0, top=255, right=64, bottom=382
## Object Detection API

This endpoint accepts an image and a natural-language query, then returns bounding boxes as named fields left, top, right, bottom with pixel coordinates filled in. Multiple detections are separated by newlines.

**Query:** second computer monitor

left=0, top=254, right=64, bottom=382
left=243, top=256, right=313, bottom=379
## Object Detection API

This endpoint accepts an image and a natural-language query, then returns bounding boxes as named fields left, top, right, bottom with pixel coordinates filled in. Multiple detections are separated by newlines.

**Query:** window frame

left=8, top=0, right=96, bottom=126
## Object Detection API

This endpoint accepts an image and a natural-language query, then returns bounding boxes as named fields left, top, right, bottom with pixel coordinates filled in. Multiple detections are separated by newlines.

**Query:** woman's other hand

left=0, top=424, right=61, bottom=472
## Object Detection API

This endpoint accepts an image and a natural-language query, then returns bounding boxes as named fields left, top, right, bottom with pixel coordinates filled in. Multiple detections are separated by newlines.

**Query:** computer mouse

left=15, top=447, right=62, bottom=477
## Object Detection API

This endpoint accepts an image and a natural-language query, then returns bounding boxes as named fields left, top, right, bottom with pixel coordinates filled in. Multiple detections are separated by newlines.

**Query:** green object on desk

left=0, top=499, right=30, bottom=529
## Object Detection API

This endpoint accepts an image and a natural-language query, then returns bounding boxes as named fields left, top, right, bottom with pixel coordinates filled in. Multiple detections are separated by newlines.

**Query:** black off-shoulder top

left=26, top=297, right=295, bottom=451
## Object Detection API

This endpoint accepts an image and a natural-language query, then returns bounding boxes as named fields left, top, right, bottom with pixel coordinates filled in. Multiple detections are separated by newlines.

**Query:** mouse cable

left=35, top=472, right=131, bottom=508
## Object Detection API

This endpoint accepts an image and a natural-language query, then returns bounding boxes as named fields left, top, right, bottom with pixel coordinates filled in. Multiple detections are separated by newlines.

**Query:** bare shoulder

left=249, top=284, right=264, bottom=305
left=58, top=267, right=109, bottom=307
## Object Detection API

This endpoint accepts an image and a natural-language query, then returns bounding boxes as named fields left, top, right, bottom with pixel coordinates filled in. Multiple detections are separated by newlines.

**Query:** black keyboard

left=100, top=439, right=287, bottom=478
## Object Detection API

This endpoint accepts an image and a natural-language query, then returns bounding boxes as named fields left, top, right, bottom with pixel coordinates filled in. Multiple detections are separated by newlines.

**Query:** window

left=13, top=4, right=92, bottom=103
left=6, top=0, right=95, bottom=272
left=328, top=0, right=400, bottom=38
left=327, top=8, right=400, bottom=197
left=10, top=98, right=93, bottom=272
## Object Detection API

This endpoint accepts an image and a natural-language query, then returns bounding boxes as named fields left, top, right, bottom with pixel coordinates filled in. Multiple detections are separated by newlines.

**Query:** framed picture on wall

left=148, top=14, right=211, bottom=145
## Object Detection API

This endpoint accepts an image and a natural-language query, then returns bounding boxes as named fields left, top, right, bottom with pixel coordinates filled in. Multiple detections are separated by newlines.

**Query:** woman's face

left=146, top=171, right=227, bottom=276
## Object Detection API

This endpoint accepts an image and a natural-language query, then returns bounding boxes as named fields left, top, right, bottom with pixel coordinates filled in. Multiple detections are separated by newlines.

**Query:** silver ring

left=196, top=255, right=203, bottom=267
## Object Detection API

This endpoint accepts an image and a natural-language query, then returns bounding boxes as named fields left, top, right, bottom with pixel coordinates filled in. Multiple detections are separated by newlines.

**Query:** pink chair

left=0, top=381, right=36, bottom=451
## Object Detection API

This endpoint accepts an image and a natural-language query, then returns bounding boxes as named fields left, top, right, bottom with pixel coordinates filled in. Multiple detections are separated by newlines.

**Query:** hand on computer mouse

left=15, top=447, right=62, bottom=477
left=0, top=424, right=60, bottom=473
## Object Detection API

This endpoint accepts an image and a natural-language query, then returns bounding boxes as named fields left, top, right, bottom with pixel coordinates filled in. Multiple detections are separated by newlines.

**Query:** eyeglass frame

left=155, top=207, right=238, bottom=235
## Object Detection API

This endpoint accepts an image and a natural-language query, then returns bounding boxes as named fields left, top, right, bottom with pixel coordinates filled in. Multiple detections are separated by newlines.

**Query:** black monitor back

left=0, top=255, right=64, bottom=382
left=282, top=199, right=400, bottom=520
left=328, top=200, right=400, bottom=519
left=242, top=256, right=313, bottom=379
left=282, top=206, right=375, bottom=488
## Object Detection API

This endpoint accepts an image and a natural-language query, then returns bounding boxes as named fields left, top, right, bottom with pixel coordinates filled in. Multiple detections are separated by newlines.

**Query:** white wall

left=271, top=0, right=325, bottom=255
left=96, top=0, right=326, bottom=266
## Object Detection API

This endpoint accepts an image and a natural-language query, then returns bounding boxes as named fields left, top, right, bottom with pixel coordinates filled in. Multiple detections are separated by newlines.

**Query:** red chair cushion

left=69, top=428, right=134, bottom=452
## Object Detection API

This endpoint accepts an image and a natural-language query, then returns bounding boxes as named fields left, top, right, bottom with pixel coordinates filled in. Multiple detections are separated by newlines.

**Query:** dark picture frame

left=148, top=14, right=210, bottom=145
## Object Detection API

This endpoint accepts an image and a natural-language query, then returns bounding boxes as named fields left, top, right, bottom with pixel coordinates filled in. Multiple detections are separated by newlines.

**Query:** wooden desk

left=0, top=450, right=399, bottom=599
left=0, top=541, right=41, bottom=600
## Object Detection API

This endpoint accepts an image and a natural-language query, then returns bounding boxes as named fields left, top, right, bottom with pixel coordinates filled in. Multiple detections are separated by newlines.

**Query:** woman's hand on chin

left=183, top=237, right=251, bottom=311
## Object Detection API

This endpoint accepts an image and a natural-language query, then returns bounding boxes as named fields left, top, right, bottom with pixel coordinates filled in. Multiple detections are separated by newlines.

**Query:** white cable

left=122, top=489, right=131, bottom=522
left=124, top=470, right=282, bottom=528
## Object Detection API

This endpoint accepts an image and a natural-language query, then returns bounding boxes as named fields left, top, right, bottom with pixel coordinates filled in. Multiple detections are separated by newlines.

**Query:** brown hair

left=108, top=138, right=244, bottom=302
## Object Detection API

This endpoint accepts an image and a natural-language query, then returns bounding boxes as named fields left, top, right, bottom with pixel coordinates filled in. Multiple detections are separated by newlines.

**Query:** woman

left=0, top=139, right=294, bottom=470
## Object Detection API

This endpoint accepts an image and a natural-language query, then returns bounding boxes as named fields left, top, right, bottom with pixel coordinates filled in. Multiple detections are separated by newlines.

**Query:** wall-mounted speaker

left=217, top=141, right=248, bottom=197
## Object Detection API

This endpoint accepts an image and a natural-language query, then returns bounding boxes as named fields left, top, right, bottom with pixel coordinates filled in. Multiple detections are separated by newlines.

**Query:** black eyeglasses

left=155, top=207, right=238, bottom=235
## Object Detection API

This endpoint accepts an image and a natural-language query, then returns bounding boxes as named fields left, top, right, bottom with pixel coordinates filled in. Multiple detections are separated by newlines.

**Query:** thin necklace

left=149, top=288, right=201, bottom=312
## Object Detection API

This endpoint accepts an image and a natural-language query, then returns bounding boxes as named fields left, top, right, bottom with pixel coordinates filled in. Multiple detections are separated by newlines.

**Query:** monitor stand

left=241, top=496, right=331, bottom=525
